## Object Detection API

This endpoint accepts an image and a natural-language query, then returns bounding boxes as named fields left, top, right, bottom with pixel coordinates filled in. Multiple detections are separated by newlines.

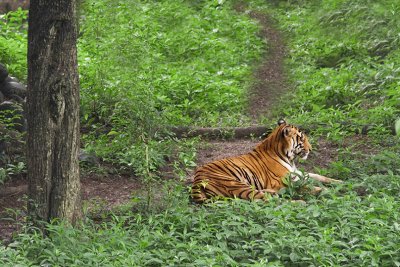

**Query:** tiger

left=191, top=119, right=341, bottom=203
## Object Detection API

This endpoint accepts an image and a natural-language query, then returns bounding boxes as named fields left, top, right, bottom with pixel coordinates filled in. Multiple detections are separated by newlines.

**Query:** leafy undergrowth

left=0, top=0, right=265, bottom=180
left=79, top=0, right=264, bottom=128
left=1, top=168, right=400, bottom=266
left=2, top=140, right=400, bottom=266
left=0, top=8, right=27, bottom=81
left=252, top=0, right=400, bottom=139
left=78, top=0, right=264, bottom=172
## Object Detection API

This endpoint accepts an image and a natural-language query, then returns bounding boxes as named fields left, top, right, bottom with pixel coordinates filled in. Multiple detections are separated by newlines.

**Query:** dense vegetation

left=2, top=181, right=400, bottom=266
left=254, top=0, right=400, bottom=138
left=0, top=8, right=27, bottom=183
left=78, top=0, right=264, bottom=171
left=0, top=0, right=264, bottom=179
left=1, top=0, right=400, bottom=266
left=0, top=8, right=27, bottom=81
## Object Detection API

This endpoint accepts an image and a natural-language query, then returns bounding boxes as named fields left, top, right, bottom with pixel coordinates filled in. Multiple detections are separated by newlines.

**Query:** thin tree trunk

left=27, top=0, right=81, bottom=227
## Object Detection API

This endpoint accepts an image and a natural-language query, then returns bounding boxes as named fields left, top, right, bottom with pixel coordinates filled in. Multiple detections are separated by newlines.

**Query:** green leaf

left=107, top=130, right=119, bottom=136
left=395, top=118, right=400, bottom=136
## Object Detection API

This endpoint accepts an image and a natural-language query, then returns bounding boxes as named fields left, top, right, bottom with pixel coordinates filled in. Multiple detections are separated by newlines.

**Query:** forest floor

left=0, top=8, right=348, bottom=241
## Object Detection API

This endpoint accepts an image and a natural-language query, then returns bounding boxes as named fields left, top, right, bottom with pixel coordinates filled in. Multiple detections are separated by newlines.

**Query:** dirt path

left=195, top=7, right=290, bottom=165
left=246, top=10, right=288, bottom=121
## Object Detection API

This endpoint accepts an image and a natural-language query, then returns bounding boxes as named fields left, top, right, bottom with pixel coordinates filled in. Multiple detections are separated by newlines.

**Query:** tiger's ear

left=282, top=126, right=293, bottom=137
left=278, top=118, right=286, bottom=126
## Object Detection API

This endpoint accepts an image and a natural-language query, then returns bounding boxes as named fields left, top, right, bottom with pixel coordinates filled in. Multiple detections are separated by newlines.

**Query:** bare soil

left=195, top=138, right=339, bottom=172
left=0, top=174, right=143, bottom=241
left=246, top=10, right=289, bottom=121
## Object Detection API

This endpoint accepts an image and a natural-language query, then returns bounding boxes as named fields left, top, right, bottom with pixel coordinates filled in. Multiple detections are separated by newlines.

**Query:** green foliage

left=0, top=109, right=26, bottom=183
left=78, top=0, right=264, bottom=169
left=0, top=10, right=27, bottom=182
left=78, top=0, right=262, bottom=123
left=3, top=143, right=400, bottom=265
left=0, top=1, right=264, bottom=175
left=279, top=171, right=316, bottom=200
left=79, top=0, right=262, bottom=126
left=327, top=149, right=400, bottom=180
left=2, top=184, right=400, bottom=266
left=396, top=118, right=400, bottom=136
left=252, top=0, right=400, bottom=139
left=0, top=8, right=28, bottom=81
left=0, top=162, right=25, bottom=184
left=0, top=108, right=23, bottom=131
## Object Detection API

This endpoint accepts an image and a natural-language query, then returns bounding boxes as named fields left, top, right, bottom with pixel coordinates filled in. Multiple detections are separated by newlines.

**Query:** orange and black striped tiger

left=191, top=120, right=341, bottom=203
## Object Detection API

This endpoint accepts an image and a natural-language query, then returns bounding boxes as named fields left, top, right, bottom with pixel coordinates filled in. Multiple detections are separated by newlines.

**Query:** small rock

left=79, top=150, right=100, bottom=166
left=0, top=63, right=8, bottom=82
left=5, top=76, right=20, bottom=83
left=0, top=81, right=26, bottom=98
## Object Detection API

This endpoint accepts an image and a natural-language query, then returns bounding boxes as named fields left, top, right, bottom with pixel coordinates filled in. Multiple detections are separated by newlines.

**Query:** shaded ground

left=0, top=174, right=143, bottom=241
left=0, top=0, right=29, bottom=14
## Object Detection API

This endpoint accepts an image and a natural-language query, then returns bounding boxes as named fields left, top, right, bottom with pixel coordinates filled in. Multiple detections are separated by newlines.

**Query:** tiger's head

left=276, top=119, right=312, bottom=161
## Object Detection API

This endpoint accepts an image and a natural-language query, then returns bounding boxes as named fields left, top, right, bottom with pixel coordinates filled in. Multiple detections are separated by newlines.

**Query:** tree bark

left=27, top=0, right=81, bottom=227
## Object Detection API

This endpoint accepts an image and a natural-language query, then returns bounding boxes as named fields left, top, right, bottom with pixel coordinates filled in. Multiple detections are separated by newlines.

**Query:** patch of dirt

left=243, top=7, right=289, bottom=121
left=0, top=177, right=27, bottom=242
left=0, top=0, right=29, bottom=14
left=299, top=138, right=340, bottom=171
left=196, top=137, right=341, bottom=173
left=0, top=178, right=27, bottom=214
left=81, top=174, right=142, bottom=209
left=196, top=139, right=260, bottom=167
left=0, top=174, right=142, bottom=243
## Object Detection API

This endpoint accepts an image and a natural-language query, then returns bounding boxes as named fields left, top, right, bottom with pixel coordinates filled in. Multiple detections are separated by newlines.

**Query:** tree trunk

left=27, top=0, right=81, bottom=227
